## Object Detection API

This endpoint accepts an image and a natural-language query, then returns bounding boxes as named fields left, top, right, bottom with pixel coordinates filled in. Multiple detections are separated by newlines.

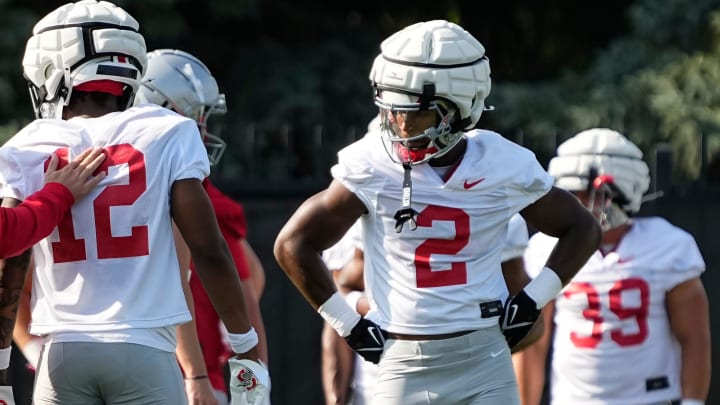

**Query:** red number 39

left=563, top=278, right=649, bottom=348
left=46, top=145, right=149, bottom=263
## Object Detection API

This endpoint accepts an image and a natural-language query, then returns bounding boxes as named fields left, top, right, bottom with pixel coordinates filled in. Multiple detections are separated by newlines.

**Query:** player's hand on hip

left=45, top=147, right=107, bottom=201
left=499, top=290, right=540, bottom=349
left=0, top=385, right=16, bottom=405
left=228, top=358, right=270, bottom=405
left=344, top=317, right=387, bottom=364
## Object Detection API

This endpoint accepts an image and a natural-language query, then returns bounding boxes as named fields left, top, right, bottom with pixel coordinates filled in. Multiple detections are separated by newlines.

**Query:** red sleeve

left=0, top=182, right=74, bottom=258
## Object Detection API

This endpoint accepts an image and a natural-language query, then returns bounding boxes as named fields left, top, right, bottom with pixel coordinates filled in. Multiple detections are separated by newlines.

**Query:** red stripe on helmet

left=74, top=80, right=125, bottom=96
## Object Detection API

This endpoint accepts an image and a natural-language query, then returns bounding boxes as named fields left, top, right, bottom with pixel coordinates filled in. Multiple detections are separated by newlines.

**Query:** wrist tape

left=227, top=327, right=259, bottom=354
left=524, top=266, right=563, bottom=309
left=318, top=292, right=360, bottom=337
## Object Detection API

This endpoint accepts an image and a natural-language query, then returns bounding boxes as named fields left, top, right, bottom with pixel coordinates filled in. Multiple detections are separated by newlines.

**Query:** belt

left=385, top=329, right=474, bottom=341
left=384, top=300, right=503, bottom=341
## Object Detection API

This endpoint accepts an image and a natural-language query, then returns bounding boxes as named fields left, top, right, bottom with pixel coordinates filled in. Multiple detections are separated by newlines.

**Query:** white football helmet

left=369, top=20, right=492, bottom=165
left=549, top=128, right=651, bottom=215
left=22, top=0, right=147, bottom=119
left=134, top=49, right=228, bottom=165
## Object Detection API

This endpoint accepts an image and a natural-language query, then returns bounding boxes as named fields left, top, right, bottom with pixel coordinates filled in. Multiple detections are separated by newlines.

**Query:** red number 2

left=414, top=205, right=470, bottom=288
left=563, top=278, right=649, bottom=348
left=47, top=145, right=149, bottom=263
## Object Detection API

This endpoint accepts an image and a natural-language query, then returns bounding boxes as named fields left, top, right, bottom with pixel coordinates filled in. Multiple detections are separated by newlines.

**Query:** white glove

left=228, top=358, right=270, bottom=405
left=0, top=385, right=16, bottom=405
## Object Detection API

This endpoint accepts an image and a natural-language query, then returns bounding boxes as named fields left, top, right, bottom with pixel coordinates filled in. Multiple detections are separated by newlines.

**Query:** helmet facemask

left=375, top=89, right=463, bottom=166
left=582, top=169, right=630, bottom=231
left=196, top=95, right=228, bottom=166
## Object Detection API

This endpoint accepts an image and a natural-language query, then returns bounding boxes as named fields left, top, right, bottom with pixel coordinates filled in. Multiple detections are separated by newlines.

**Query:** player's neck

left=429, top=137, right=466, bottom=167
left=600, top=222, right=632, bottom=252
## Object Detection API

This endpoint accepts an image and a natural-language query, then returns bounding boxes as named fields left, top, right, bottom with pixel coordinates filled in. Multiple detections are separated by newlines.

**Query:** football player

left=321, top=214, right=541, bottom=405
left=0, top=1, right=265, bottom=404
left=516, top=128, right=710, bottom=405
left=274, top=20, right=601, bottom=404
left=134, top=48, right=270, bottom=405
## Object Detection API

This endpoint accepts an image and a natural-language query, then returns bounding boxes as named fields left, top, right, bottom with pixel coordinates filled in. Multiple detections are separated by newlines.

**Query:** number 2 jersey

left=524, top=217, right=705, bottom=404
left=331, top=129, right=553, bottom=335
left=0, top=104, right=209, bottom=346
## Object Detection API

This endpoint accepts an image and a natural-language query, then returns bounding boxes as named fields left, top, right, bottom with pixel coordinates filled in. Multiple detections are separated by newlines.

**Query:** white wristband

left=318, top=292, right=361, bottom=337
left=227, top=327, right=259, bottom=354
left=343, top=291, right=364, bottom=312
left=524, top=266, right=563, bottom=309
left=0, top=347, right=11, bottom=370
left=680, top=399, right=704, bottom=405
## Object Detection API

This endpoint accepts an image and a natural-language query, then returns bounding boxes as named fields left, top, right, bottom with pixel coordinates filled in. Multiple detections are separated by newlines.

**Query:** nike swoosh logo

left=509, top=304, right=519, bottom=324
left=490, top=348, right=506, bottom=358
left=463, top=177, right=485, bottom=189
left=367, top=326, right=382, bottom=346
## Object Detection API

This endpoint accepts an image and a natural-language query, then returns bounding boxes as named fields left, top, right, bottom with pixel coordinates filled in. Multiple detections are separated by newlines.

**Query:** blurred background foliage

left=1, top=0, right=719, bottom=185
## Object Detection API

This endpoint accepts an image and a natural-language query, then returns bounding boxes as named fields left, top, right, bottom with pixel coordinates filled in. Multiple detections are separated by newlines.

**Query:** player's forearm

left=321, top=322, right=353, bottom=405
left=680, top=336, right=711, bottom=401
left=274, top=238, right=338, bottom=309
left=0, top=184, right=73, bottom=258
left=0, top=250, right=31, bottom=348
left=544, top=215, right=601, bottom=285
left=192, top=251, right=252, bottom=335
left=176, top=322, right=208, bottom=378
left=243, top=285, right=268, bottom=363
left=175, top=264, right=208, bottom=379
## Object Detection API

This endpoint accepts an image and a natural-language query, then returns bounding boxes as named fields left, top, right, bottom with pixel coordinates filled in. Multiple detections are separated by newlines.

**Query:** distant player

left=516, top=128, right=710, bottom=405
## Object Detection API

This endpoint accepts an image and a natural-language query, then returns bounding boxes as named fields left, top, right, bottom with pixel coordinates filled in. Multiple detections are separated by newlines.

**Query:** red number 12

left=48, top=144, right=149, bottom=263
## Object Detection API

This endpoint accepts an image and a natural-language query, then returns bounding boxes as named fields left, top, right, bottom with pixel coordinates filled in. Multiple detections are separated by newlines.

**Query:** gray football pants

left=33, top=342, right=187, bottom=405
left=373, top=326, right=520, bottom=405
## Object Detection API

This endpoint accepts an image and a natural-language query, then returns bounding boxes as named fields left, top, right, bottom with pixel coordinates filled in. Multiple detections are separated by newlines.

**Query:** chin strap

left=394, top=162, right=419, bottom=232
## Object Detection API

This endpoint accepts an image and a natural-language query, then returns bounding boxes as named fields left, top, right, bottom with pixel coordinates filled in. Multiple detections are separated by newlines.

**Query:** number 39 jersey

left=0, top=104, right=210, bottom=335
left=524, top=217, right=705, bottom=404
left=331, top=129, right=553, bottom=335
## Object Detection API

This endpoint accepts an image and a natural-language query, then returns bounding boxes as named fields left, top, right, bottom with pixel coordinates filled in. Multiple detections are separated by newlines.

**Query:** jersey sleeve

left=330, top=137, right=379, bottom=212
left=523, top=232, right=557, bottom=279
left=657, top=222, right=706, bottom=290
left=0, top=146, right=29, bottom=201
left=501, top=214, right=529, bottom=262
left=0, top=182, right=73, bottom=258
left=167, top=119, right=211, bottom=182
left=504, top=142, right=554, bottom=213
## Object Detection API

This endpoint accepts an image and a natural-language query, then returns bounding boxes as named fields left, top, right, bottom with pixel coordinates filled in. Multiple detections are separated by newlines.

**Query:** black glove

left=344, top=318, right=387, bottom=364
left=499, top=290, right=540, bottom=349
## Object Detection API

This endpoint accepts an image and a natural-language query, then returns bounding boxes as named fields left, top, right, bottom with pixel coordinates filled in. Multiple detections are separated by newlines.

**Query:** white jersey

left=331, top=129, right=553, bottom=335
left=0, top=104, right=209, bottom=336
left=322, top=220, right=362, bottom=271
left=524, top=217, right=705, bottom=404
left=502, top=213, right=528, bottom=262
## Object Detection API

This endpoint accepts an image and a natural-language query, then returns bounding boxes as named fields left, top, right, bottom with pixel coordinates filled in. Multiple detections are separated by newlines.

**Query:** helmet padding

left=549, top=128, right=650, bottom=213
